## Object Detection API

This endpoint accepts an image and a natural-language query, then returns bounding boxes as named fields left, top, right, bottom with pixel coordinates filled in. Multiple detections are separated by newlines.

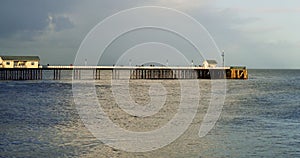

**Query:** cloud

left=178, top=7, right=299, bottom=68
left=47, top=14, right=74, bottom=32
left=153, top=0, right=213, bottom=10
left=228, top=7, right=300, bottom=14
left=236, top=25, right=282, bottom=34
left=0, top=0, right=298, bottom=68
left=0, top=0, right=76, bottom=39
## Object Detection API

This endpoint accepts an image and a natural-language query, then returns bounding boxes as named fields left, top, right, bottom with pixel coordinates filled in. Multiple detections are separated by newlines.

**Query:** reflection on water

left=0, top=70, right=299, bottom=157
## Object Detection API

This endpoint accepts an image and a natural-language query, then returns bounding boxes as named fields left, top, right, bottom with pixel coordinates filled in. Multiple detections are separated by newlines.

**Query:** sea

left=0, top=69, right=299, bottom=158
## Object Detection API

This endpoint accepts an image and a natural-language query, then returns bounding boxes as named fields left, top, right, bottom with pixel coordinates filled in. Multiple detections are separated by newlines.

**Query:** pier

left=0, top=66, right=248, bottom=80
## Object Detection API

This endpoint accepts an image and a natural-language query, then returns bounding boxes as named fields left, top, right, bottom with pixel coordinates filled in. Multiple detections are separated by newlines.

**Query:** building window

left=6, top=62, right=10, bottom=65
left=31, top=62, right=35, bottom=65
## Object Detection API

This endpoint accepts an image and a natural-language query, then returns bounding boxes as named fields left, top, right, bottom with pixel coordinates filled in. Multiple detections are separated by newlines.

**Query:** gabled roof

left=205, top=60, right=218, bottom=64
left=0, top=56, right=40, bottom=61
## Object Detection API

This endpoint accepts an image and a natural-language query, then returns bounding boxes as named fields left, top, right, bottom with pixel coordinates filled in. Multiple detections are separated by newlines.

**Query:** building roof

left=0, top=56, right=40, bottom=61
left=230, top=66, right=246, bottom=69
left=205, top=60, right=218, bottom=64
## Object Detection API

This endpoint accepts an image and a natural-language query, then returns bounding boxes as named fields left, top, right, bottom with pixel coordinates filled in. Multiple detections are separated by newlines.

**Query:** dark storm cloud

left=0, top=0, right=75, bottom=38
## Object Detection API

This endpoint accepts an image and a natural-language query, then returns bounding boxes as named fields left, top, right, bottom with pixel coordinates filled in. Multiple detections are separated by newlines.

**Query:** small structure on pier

left=0, top=56, right=40, bottom=68
left=203, top=60, right=218, bottom=68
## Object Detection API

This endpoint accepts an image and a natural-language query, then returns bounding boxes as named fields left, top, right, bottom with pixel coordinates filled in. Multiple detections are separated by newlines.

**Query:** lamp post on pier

left=222, top=50, right=225, bottom=67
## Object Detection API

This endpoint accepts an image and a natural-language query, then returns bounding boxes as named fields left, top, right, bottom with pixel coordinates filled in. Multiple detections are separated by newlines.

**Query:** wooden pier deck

left=0, top=66, right=248, bottom=80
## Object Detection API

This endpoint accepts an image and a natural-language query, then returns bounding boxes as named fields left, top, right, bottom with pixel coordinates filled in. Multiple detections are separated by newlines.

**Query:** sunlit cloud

left=47, top=14, right=74, bottom=33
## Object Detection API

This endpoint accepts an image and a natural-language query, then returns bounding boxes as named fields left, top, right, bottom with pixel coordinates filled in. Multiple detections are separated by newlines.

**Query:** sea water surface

left=0, top=70, right=299, bottom=157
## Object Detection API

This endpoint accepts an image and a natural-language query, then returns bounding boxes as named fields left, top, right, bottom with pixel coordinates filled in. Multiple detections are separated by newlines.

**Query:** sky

left=0, top=0, right=299, bottom=69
